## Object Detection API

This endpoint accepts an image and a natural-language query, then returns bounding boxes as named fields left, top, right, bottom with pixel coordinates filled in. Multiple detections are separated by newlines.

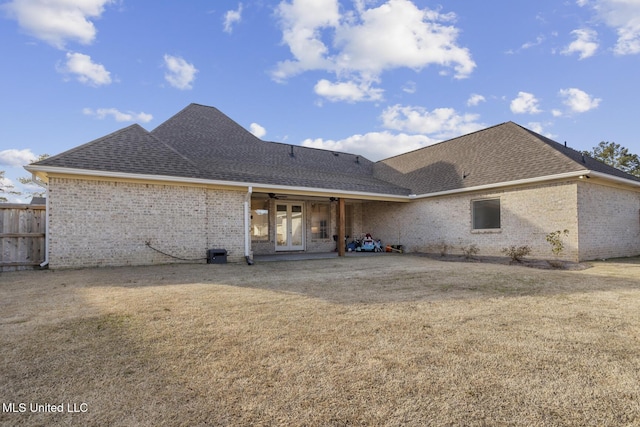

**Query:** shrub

left=501, top=245, right=531, bottom=263
left=438, top=241, right=451, bottom=257
left=461, top=244, right=480, bottom=259
left=546, top=229, right=569, bottom=257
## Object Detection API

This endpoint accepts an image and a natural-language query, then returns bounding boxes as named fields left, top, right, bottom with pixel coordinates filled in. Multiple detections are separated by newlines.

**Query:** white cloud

left=83, top=108, right=153, bottom=123
left=249, top=123, right=266, bottom=138
left=273, top=0, right=475, bottom=102
left=526, top=122, right=557, bottom=139
left=0, top=148, right=37, bottom=167
left=559, top=88, right=601, bottom=113
left=223, top=3, right=243, bottom=34
left=302, top=131, right=434, bottom=161
left=562, top=28, right=599, bottom=59
left=510, top=92, right=542, bottom=114
left=314, top=79, right=384, bottom=102
left=163, top=55, right=198, bottom=90
left=299, top=102, right=484, bottom=161
left=380, top=104, right=484, bottom=138
left=59, top=52, right=111, bottom=86
left=581, top=0, right=640, bottom=54
left=527, top=122, right=545, bottom=134
left=521, top=35, right=545, bottom=50
left=467, top=93, right=486, bottom=107
left=2, top=0, right=114, bottom=49
left=402, top=81, right=417, bottom=94
left=0, top=175, right=14, bottom=191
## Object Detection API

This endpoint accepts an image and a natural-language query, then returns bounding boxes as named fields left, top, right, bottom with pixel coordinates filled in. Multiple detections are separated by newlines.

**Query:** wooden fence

left=0, top=203, right=46, bottom=272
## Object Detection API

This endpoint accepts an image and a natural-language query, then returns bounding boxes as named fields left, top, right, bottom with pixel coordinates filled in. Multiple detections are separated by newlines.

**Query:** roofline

left=588, top=170, right=640, bottom=188
left=409, top=170, right=601, bottom=199
left=24, top=165, right=411, bottom=202
left=377, top=121, right=511, bottom=163
left=26, top=165, right=640, bottom=204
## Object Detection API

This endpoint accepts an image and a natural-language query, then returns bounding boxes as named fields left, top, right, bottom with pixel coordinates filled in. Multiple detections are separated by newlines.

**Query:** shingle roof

left=31, top=106, right=640, bottom=198
left=33, top=104, right=411, bottom=196
left=35, top=124, right=206, bottom=179
left=374, top=121, right=640, bottom=194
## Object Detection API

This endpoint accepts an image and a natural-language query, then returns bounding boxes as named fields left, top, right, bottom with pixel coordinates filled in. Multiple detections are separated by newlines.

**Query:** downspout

left=40, top=179, right=50, bottom=268
left=244, top=186, right=254, bottom=265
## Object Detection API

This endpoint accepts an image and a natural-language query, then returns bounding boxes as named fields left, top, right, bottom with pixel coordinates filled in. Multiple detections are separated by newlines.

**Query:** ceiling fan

left=268, top=193, right=288, bottom=199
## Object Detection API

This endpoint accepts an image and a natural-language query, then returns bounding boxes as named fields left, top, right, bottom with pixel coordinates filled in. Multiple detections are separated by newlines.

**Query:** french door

left=276, top=203, right=304, bottom=251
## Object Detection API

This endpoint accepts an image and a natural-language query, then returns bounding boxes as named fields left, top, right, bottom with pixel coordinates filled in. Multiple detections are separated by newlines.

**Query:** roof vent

left=289, top=145, right=295, bottom=158
left=355, top=156, right=360, bottom=164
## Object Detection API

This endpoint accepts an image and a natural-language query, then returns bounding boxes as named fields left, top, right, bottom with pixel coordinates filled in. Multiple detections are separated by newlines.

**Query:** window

left=311, top=203, right=330, bottom=239
left=472, top=198, right=501, bottom=230
left=251, top=199, right=269, bottom=241
left=345, top=204, right=354, bottom=239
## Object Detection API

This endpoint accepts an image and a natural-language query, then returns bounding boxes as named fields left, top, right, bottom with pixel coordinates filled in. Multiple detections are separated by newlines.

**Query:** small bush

left=501, top=245, right=531, bottom=263
left=546, top=229, right=569, bottom=257
left=438, top=242, right=451, bottom=257
left=461, top=244, right=480, bottom=259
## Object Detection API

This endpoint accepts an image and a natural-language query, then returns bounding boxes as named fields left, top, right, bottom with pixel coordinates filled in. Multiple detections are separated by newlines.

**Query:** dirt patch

left=1, top=256, right=640, bottom=426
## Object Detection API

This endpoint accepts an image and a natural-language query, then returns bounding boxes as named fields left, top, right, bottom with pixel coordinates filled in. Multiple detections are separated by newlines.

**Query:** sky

left=1, top=0, right=639, bottom=202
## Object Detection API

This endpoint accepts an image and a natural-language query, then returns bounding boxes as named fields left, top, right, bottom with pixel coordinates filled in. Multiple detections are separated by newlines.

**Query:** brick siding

left=577, top=181, right=640, bottom=260
left=48, top=177, right=245, bottom=268
left=363, top=181, right=582, bottom=261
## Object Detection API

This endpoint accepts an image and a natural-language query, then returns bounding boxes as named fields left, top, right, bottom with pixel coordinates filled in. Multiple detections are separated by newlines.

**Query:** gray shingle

left=35, top=124, right=207, bottom=179
left=33, top=104, right=410, bottom=196
left=375, top=121, right=640, bottom=194
left=32, top=107, right=639, bottom=198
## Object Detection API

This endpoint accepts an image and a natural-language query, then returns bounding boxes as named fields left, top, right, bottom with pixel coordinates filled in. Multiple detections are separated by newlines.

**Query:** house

left=26, top=103, right=640, bottom=268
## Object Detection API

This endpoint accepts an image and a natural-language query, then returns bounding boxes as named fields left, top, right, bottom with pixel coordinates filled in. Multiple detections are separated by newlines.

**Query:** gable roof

left=28, top=104, right=640, bottom=199
left=374, top=121, right=640, bottom=195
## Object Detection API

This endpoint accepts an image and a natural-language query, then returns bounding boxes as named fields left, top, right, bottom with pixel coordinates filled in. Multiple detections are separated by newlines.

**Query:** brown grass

left=1, top=255, right=640, bottom=426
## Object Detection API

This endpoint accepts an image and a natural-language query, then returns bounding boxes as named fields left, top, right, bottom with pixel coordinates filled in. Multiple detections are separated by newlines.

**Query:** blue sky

left=1, top=0, right=639, bottom=202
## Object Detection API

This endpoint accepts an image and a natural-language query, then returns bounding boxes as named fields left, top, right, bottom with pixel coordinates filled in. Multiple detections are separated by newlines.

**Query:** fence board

left=0, top=204, right=46, bottom=272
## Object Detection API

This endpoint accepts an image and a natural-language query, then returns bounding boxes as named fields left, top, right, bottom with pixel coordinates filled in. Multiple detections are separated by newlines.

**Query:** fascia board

left=409, top=170, right=593, bottom=199
left=587, top=171, right=640, bottom=188
left=24, top=165, right=411, bottom=202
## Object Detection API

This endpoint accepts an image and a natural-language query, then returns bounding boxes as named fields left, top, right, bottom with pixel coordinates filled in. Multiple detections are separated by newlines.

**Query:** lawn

left=1, top=255, right=639, bottom=426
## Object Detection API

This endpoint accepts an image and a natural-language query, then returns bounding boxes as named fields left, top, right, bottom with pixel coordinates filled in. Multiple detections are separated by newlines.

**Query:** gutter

left=24, top=165, right=410, bottom=203
left=244, top=186, right=253, bottom=265
left=409, top=170, right=593, bottom=200
left=586, top=170, right=640, bottom=188
left=40, top=181, right=50, bottom=268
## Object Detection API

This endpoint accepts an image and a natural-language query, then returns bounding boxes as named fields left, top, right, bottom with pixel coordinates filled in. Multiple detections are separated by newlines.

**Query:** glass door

left=276, top=203, right=305, bottom=251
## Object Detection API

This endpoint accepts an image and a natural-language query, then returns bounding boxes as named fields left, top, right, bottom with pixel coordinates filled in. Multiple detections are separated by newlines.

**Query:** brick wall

left=577, top=181, right=640, bottom=260
left=363, top=181, right=581, bottom=261
left=48, top=177, right=245, bottom=268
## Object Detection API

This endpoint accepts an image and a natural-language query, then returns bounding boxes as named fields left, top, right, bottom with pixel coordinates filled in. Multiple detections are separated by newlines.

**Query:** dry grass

left=1, top=255, right=640, bottom=426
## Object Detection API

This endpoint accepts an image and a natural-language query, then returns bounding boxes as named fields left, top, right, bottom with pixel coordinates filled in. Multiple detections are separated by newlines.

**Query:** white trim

left=24, top=165, right=410, bottom=202
left=409, top=170, right=592, bottom=199
left=40, top=185, right=50, bottom=267
left=587, top=171, right=640, bottom=188
left=244, top=186, right=252, bottom=259
left=275, top=202, right=305, bottom=251
left=25, top=165, right=640, bottom=204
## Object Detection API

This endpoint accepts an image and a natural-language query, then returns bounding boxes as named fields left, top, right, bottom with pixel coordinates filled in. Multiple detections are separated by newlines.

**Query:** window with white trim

left=472, top=198, right=501, bottom=230
left=311, top=203, right=330, bottom=239
left=251, top=199, right=269, bottom=241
